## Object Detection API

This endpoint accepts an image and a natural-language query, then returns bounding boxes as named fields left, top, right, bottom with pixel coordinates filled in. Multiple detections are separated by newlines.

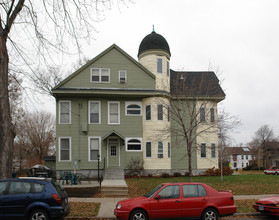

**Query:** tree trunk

left=0, top=33, right=14, bottom=179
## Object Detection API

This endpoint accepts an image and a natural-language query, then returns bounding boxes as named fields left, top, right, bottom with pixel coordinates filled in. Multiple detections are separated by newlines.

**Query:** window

left=9, top=182, right=31, bottom=194
left=34, top=183, right=45, bottom=193
left=200, top=143, right=206, bottom=158
left=211, top=143, right=216, bottom=158
left=157, top=58, right=163, bottom=73
left=0, top=182, right=8, bottom=195
left=91, top=68, right=110, bottom=83
left=168, top=142, right=171, bottom=158
left=111, top=145, right=117, bottom=156
left=108, top=102, right=120, bottom=124
left=210, top=108, right=215, bottom=122
left=158, top=142, right=163, bottom=158
left=157, top=104, right=163, bottom=120
left=89, top=101, right=100, bottom=124
left=246, top=155, right=248, bottom=160
left=183, top=185, right=207, bottom=198
left=145, top=105, right=151, bottom=120
left=146, top=142, right=152, bottom=158
left=158, top=185, right=180, bottom=199
left=167, top=106, right=170, bottom=122
left=126, top=102, right=142, bottom=116
left=167, top=61, right=170, bottom=77
left=126, top=138, right=142, bottom=151
left=241, top=155, right=244, bottom=160
left=119, top=70, right=127, bottom=83
left=59, top=137, right=71, bottom=161
left=200, top=107, right=205, bottom=123
left=89, top=137, right=101, bottom=161
left=59, top=101, right=71, bottom=124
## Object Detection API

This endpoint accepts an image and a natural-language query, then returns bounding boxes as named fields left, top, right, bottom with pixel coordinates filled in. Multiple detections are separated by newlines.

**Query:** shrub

left=205, top=167, right=233, bottom=176
left=173, top=172, right=182, bottom=177
left=161, top=172, right=171, bottom=178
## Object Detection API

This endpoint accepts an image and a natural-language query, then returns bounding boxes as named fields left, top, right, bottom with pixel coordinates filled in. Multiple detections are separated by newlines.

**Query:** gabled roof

left=52, top=44, right=155, bottom=91
left=225, top=147, right=251, bottom=155
left=170, top=70, right=225, bottom=100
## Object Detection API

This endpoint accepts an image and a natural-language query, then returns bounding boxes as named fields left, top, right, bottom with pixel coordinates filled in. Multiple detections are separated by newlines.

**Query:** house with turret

left=52, top=30, right=225, bottom=177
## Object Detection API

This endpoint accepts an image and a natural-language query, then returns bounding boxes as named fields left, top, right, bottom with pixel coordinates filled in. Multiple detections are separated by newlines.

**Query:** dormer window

left=91, top=68, right=110, bottom=83
left=119, top=70, right=127, bottom=83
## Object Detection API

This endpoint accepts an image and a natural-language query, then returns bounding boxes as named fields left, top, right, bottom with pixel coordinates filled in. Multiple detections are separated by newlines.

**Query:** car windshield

left=144, top=184, right=163, bottom=198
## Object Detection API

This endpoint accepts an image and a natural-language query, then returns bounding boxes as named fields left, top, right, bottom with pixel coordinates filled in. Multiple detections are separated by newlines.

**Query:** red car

left=114, top=182, right=236, bottom=220
left=264, top=166, right=279, bottom=175
left=253, top=195, right=279, bottom=216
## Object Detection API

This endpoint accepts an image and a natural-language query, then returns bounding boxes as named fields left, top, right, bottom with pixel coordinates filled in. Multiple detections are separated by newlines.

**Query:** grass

left=68, top=202, right=100, bottom=218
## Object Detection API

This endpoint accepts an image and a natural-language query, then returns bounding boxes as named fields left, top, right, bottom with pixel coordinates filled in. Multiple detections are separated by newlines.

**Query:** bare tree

left=249, top=124, right=275, bottom=169
left=0, top=0, right=132, bottom=178
left=158, top=70, right=225, bottom=181
left=217, top=108, right=241, bottom=180
left=14, top=111, right=55, bottom=169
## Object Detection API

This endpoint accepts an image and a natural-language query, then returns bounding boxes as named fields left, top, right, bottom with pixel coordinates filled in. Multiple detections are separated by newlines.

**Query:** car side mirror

left=155, top=194, right=161, bottom=200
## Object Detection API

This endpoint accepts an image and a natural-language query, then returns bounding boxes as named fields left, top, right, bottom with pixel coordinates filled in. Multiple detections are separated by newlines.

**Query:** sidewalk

left=66, top=194, right=279, bottom=219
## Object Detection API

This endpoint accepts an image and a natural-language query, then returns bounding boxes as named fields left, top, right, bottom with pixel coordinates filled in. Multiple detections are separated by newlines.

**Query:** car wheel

left=29, top=209, right=49, bottom=220
left=201, top=208, right=218, bottom=220
left=130, top=209, right=148, bottom=220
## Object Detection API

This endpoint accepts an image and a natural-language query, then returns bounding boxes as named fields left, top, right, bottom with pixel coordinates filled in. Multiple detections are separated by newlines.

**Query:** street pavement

left=66, top=194, right=279, bottom=219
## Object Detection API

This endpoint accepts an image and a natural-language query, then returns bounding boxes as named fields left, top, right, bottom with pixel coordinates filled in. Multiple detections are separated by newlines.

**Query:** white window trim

left=119, top=70, right=127, bottom=83
left=59, top=137, right=72, bottom=162
left=88, top=101, right=101, bottom=124
left=88, top=136, right=101, bottom=162
left=157, top=58, right=163, bottom=74
left=90, top=68, right=110, bottom=83
left=59, top=100, right=71, bottom=124
left=108, top=101, right=120, bottom=125
left=200, top=143, right=207, bottom=158
left=211, top=143, right=216, bottom=158
left=158, top=141, right=164, bottom=158
left=125, top=137, right=143, bottom=152
left=145, top=104, right=152, bottom=121
left=145, top=141, right=152, bottom=158
left=125, top=101, right=142, bottom=116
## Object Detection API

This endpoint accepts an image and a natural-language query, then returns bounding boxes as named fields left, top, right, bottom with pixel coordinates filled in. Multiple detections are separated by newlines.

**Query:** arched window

left=126, top=138, right=142, bottom=151
left=125, top=102, right=142, bottom=116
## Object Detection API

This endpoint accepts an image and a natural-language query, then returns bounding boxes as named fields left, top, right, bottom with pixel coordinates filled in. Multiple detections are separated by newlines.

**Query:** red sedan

left=253, top=195, right=279, bottom=216
left=114, top=182, right=236, bottom=220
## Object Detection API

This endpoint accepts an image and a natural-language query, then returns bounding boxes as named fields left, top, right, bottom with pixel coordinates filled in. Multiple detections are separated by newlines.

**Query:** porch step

left=101, top=179, right=128, bottom=196
left=103, top=168, right=124, bottom=180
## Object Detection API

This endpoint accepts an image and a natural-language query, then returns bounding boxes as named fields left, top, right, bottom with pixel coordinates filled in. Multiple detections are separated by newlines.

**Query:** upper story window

left=210, top=108, right=215, bottom=122
left=125, top=102, right=142, bottom=116
left=59, top=101, right=71, bottom=124
left=200, top=107, right=206, bottom=123
left=145, top=104, right=151, bottom=121
left=91, top=68, right=110, bottom=83
left=167, top=61, right=170, bottom=77
left=157, top=104, right=163, bottom=120
left=211, top=143, right=216, bottom=158
left=200, top=143, right=206, bottom=158
left=89, top=101, right=101, bottom=124
left=157, top=58, right=163, bottom=73
left=108, top=101, right=120, bottom=124
left=119, top=70, right=127, bottom=83
left=126, top=138, right=142, bottom=151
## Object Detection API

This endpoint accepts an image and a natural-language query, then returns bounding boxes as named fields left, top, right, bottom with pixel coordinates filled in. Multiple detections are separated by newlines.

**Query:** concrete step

left=103, top=169, right=124, bottom=180
left=101, top=179, right=128, bottom=196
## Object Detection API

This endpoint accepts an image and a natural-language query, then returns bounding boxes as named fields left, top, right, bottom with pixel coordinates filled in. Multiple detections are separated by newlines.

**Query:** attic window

left=91, top=68, right=110, bottom=83
left=119, top=70, right=127, bottom=83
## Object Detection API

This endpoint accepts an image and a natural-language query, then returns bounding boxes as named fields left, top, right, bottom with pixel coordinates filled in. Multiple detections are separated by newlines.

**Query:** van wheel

left=201, top=208, right=218, bottom=220
left=29, top=209, right=49, bottom=220
left=130, top=209, right=148, bottom=220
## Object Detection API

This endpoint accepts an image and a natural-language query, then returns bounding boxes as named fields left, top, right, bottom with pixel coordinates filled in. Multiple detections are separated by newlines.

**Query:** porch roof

left=102, top=130, right=125, bottom=142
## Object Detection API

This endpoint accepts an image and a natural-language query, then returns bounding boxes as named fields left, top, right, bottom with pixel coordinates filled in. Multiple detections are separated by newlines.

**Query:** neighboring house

left=260, top=141, right=279, bottom=168
left=225, top=147, right=254, bottom=170
left=52, top=30, right=225, bottom=177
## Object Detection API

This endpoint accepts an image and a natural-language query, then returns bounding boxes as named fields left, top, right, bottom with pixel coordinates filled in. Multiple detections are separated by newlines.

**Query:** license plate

left=259, top=206, right=264, bottom=211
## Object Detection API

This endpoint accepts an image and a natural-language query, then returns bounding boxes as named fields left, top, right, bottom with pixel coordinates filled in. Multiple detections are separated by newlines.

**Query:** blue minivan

left=0, top=177, right=70, bottom=219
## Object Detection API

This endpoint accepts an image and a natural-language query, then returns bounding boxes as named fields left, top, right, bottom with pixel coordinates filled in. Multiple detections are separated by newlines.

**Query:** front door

left=108, top=143, right=120, bottom=167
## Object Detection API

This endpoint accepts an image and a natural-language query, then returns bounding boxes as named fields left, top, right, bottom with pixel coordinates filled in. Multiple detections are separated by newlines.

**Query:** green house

left=52, top=31, right=225, bottom=178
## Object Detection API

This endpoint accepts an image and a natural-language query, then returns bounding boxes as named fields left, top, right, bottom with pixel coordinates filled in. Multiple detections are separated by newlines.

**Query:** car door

left=180, top=184, right=207, bottom=218
left=0, top=181, right=9, bottom=217
left=149, top=185, right=181, bottom=219
left=4, top=181, right=33, bottom=218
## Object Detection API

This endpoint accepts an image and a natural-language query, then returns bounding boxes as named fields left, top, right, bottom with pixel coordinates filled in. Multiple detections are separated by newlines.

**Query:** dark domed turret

left=138, top=31, right=171, bottom=58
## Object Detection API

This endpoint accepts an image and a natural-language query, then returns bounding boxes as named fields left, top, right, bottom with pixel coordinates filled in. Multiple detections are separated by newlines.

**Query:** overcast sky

left=31, top=0, right=279, bottom=145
